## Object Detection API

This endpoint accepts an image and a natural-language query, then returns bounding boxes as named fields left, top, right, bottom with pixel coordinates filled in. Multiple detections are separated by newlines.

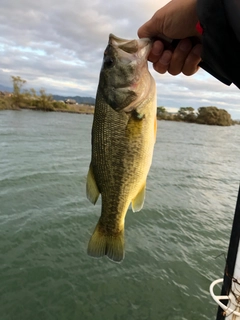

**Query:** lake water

left=0, top=110, right=239, bottom=320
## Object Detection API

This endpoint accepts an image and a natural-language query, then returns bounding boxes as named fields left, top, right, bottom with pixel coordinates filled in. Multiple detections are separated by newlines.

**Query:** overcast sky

left=0, top=0, right=239, bottom=118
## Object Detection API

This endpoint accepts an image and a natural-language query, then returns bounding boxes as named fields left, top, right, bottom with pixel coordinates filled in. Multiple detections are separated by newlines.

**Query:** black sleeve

left=197, top=0, right=240, bottom=89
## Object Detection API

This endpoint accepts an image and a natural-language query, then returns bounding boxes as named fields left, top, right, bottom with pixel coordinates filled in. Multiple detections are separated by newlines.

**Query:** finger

left=168, top=38, right=192, bottom=75
left=148, top=40, right=165, bottom=63
left=182, top=44, right=202, bottom=76
left=138, top=10, right=162, bottom=38
left=138, top=20, right=152, bottom=38
left=153, top=50, right=172, bottom=74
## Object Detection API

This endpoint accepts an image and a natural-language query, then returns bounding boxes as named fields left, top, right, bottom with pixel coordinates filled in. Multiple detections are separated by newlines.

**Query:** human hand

left=138, top=0, right=202, bottom=76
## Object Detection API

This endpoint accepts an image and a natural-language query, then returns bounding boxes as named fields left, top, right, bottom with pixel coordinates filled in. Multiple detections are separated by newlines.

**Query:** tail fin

left=87, top=223, right=124, bottom=263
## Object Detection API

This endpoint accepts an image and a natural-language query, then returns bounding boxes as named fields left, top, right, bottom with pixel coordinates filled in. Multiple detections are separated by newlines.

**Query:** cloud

left=153, top=70, right=240, bottom=118
left=0, top=0, right=239, bottom=118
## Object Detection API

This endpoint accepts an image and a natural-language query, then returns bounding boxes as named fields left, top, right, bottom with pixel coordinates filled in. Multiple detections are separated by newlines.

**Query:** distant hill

left=52, top=95, right=95, bottom=105
left=0, top=84, right=12, bottom=92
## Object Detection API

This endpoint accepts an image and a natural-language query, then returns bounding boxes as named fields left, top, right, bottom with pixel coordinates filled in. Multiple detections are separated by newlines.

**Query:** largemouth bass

left=86, top=34, right=157, bottom=262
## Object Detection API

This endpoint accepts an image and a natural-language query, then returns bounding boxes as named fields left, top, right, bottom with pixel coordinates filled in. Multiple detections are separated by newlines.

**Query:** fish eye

left=104, top=55, right=114, bottom=68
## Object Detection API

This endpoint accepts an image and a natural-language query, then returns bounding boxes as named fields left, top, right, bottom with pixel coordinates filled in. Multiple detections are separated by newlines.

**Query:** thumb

left=138, top=13, right=163, bottom=39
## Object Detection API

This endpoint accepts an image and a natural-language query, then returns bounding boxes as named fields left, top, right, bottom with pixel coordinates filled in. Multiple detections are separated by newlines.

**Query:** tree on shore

left=10, top=76, right=61, bottom=111
left=196, top=106, right=232, bottom=126
left=157, top=106, right=166, bottom=114
left=1, top=75, right=94, bottom=113
left=37, top=89, right=54, bottom=111
left=156, top=105, right=233, bottom=126
left=11, top=76, right=26, bottom=107
left=177, top=107, right=196, bottom=122
left=157, top=106, right=167, bottom=119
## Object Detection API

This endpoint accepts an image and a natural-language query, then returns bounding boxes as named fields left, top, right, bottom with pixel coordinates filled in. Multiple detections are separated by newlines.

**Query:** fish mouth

left=101, top=34, right=154, bottom=114
left=108, top=33, right=152, bottom=61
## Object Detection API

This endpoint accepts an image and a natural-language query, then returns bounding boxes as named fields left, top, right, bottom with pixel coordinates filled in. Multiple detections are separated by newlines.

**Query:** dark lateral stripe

left=216, top=184, right=240, bottom=320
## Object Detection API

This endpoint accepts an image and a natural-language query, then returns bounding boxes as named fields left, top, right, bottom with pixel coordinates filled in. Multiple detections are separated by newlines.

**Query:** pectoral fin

left=86, top=165, right=100, bottom=204
left=131, top=182, right=146, bottom=212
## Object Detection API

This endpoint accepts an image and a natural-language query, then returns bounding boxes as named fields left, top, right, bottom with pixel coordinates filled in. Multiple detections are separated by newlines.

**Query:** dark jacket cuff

left=197, top=0, right=240, bottom=88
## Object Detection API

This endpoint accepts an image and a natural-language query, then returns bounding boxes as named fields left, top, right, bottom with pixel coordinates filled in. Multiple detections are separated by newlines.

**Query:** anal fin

left=131, top=182, right=146, bottom=212
left=86, top=164, right=100, bottom=204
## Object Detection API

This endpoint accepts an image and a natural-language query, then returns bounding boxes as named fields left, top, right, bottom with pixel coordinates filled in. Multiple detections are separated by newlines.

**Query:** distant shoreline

left=0, top=104, right=95, bottom=115
left=2, top=76, right=239, bottom=125
left=1, top=102, right=240, bottom=126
